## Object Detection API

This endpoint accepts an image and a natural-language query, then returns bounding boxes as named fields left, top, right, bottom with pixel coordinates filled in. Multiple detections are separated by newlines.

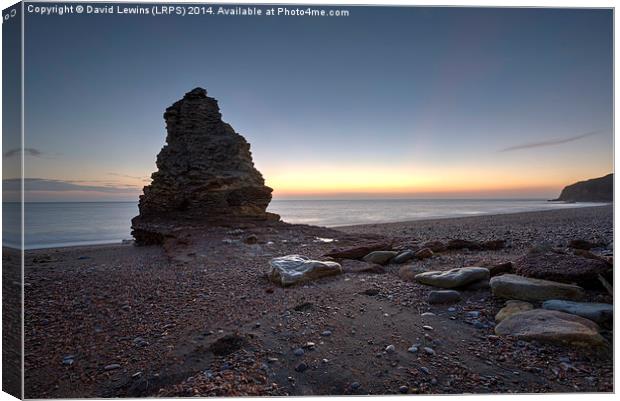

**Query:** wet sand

left=20, top=205, right=613, bottom=397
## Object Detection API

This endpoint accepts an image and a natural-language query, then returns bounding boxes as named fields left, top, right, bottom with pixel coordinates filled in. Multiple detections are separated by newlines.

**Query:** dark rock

left=324, top=242, right=392, bottom=260
left=487, top=262, right=514, bottom=277
left=292, top=302, right=314, bottom=312
left=423, top=240, right=447, bottom=252
left=363, top=251, right=398, bottom=265
left=572, top=249, right=613, bottom=267
left=428, top=290, right=461, bottom=304
left=447, top=239, right=482, bottom=251
left=482, top=240, right=506, bottom=250
left=392, top=250, right=416, bottom=264
left=295, top=362, right=308, bottom=372
left=131, top=88, right=279, bottom=244
left=209, top=334, right=246, bottom=356
left=569, top=239, right=604, bottom=250
left=463, top=279, right=490, bottom=291
left=414, top=248, right=434, bottom=260
left=244, top=234, right=258, bottom=244
left=341, top=259, right=386, bottom=274
left=553, top=173, right=613, bottom=202
left=542, top=300, right=613, bottom=326
left=514, top=251, right=610, bottom=287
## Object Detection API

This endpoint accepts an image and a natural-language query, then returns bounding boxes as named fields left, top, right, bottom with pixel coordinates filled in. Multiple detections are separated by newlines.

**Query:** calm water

left=2, top=200, right=608, bottom=249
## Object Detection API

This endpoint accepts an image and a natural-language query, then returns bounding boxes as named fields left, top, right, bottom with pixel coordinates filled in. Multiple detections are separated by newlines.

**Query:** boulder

left=495, top=300, right=533, bottom=322
left=268, top=255, right=342, bottom=286
left=490, top=274, right=584, bottom=301
left=414, top=248, right=434, bottom=260
left=542, top=300, right=613, bottom=326
left=131, top=88, right=279, bottom=244
left=392, top=250, right=416, bottom=264
left=415, top=267, right=490, bottom=289
left=363, top=251, right=398, bottom=265
left=324, top=243, right=392, bottom=260
left=423, top=241, right=447, bottom=253
left=428, top=290, right=461, bottom=304
left=341, top=259, right=386, bottom=274
left=495, top=309, right=606, bottom=346
left=513, top=251, right=609, bottom=286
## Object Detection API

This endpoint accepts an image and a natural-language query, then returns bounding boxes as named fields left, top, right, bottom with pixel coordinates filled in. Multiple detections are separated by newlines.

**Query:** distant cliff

left=554, top=174, right=613, bottom=202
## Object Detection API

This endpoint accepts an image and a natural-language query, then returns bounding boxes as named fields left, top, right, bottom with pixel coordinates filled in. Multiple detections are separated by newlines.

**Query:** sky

left=4, top=5, right=614, bottom=201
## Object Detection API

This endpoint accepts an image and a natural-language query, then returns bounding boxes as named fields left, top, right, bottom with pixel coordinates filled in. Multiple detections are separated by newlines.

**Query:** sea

left=2, top=199, right=608, bottom=250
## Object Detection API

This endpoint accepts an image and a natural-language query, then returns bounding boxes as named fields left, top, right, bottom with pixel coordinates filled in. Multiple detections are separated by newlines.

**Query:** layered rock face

left=132, top=88, right=278, bottom=244
left=554, top=173, right=613, bottom=202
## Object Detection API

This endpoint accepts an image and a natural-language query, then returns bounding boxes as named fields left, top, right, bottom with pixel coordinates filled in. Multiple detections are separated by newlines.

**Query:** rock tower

left=131, top=88, right=279, bottom=244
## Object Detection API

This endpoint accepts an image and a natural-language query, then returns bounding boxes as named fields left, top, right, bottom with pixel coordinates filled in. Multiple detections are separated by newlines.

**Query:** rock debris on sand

left=22, top=205, right=613, bottom=397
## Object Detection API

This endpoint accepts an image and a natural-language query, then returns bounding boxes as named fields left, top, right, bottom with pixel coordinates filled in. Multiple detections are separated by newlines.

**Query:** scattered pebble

left=295, top=362, right=308, bottom=372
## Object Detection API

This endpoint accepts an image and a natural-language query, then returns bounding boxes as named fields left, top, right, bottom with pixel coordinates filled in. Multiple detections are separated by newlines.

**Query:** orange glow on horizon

left=262, top=165, right=588, bottom=198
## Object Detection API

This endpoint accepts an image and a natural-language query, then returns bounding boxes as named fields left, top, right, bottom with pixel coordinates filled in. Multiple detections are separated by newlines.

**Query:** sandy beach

left=19, top=205, right=613, bottom=397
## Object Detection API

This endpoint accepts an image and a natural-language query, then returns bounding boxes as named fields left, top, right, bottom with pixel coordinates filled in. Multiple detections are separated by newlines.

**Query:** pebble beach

left=18, top=205, right=613, bottom=397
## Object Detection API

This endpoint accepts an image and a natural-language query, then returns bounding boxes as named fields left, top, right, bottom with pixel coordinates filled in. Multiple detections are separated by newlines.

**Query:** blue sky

left=6, top=5, right=613, bottom=200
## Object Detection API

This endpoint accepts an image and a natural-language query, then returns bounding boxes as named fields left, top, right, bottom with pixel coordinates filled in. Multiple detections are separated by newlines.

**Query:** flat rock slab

left=542, top=300, right=613, bottom=326
left=363, top=251, right=398, bottom=265
left=340, top=259, right=386, bottom=274
left=514, top=251, right=609, bottom=286
left=495, top=309, right=606, bottom=347
left=495, top=300, right=534, bottom=322
left=324, top=243, right=392, bottom=260
left=392, top=250, right=416, bottom=264
left=415, top=267, right=490, bottom=289
left=428, top=290, right=461, bottom=304
left=490, top=274, right=584, bottom=302
left=268, top=255, right=342, bottom=286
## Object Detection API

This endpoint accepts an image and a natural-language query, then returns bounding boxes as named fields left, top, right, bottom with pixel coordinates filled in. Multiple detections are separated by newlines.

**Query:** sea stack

left=131, top=88, right=279, bottom=244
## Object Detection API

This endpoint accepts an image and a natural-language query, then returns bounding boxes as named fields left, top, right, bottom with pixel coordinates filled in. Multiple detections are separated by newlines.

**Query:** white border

left=0, top=1, right=616, bottom=401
